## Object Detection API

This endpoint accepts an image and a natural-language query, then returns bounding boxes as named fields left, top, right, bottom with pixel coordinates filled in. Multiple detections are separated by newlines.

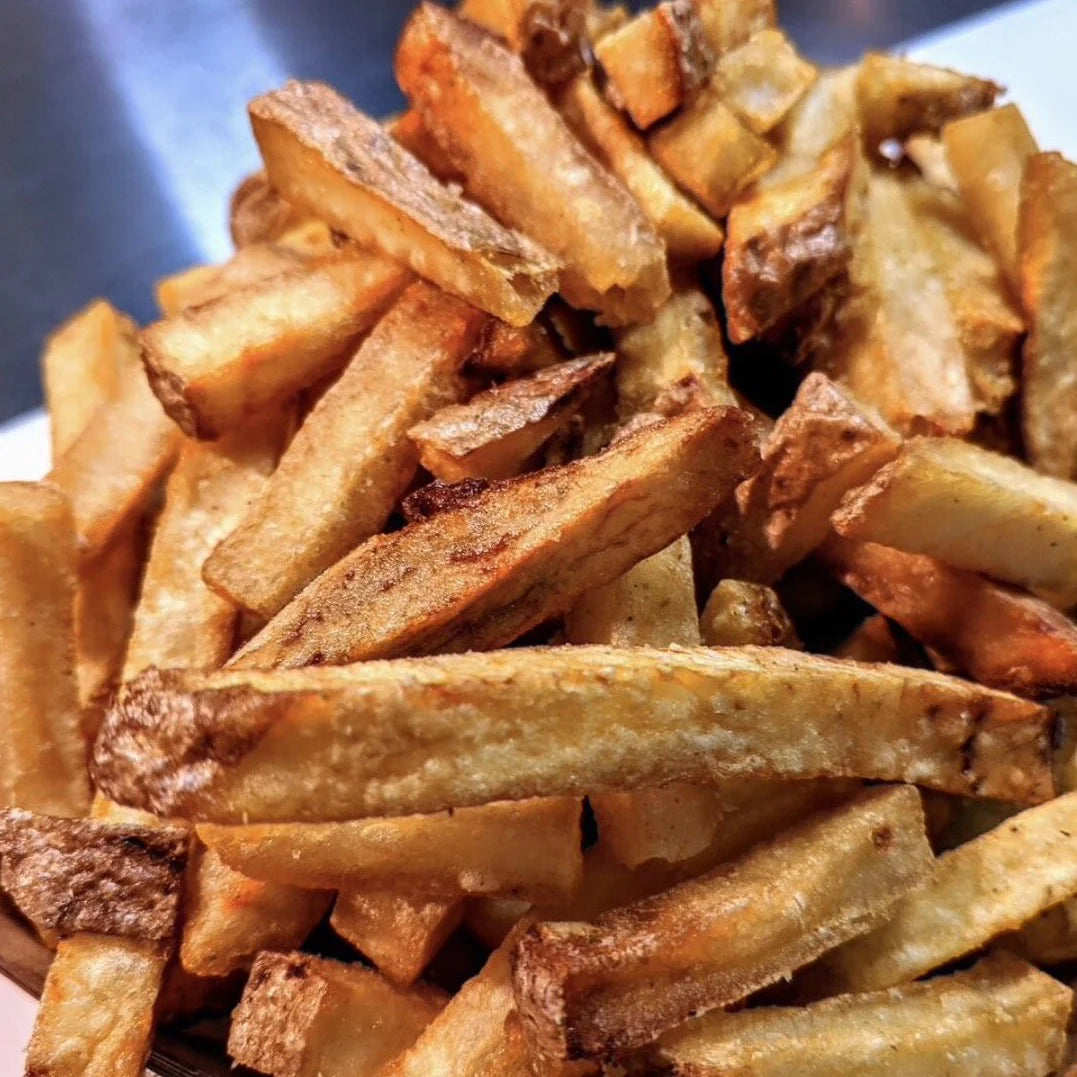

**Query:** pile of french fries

left=5, top=0, right=1077, bottom=1073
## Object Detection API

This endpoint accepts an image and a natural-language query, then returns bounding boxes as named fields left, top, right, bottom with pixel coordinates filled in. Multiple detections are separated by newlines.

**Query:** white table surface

left=1, top=0, right=1075, bottom=1069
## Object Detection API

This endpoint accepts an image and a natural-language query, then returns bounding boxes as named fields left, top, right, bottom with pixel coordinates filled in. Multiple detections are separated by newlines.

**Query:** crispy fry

left=700, top=579, right=798, bottom=647
left=834, top=613, right=901, bottom=663
left=810, top=790, right=1077, bottom=993
left=228, top=408, right=757, bottom=668
left=512, top=786, right=932, bottom=1059
left=652, top=953, right=1071, bottom=1077
left=0, top=483, right=89, bottom=816
left=1005, top=897, right=1077, bottom=965
left=93, top=646, right=1052, bottom=822
left=466, top=318, right=565, bottom=377
left=230, top=170, right=310, bottom=247
left=228, top=951, right=444, bottom=1077
left=397, top=4, right=670, bottom=324
left=692, top=0, right=775, bottom=54
left=409, top=353, right=614, bottom=482
left=832, top=436, right=1077, bottom=607
left=1019, top=151, right=1077, bottom=477
left=593, top=1, right=712, bottom=130
left=249, top=80, right=559, bottom=326
left=386, top=108, right=465, bottom=184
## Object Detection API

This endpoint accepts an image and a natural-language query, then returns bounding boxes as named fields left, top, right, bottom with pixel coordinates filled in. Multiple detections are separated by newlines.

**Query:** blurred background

left=0, top=0, right=1006, bottom=424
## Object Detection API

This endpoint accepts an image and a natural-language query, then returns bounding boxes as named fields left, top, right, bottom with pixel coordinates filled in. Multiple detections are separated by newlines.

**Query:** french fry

left=942, top=103, right=1038, bottom=288
left=93, top=646, right=1052, bottom=823
left=227, top=951, right=444, bottom=1077
left=408, top=353, right=614, bottom=482
left=0, top=483, right=90, bottom=816
left=832, top=436, right=1077, bottom=607
left=142, top=255, right=410, bottom=438
left=651, top=953, right=1071, bottom=1077
left=692, top=0, right=775, bottom=54
left=905, top=132, right=958, bottom=190
left=834, top=613, right=901, bottom=663
left=1006, top=897, right=1077, bottom=965
left=229, top=169, right=310, bottom=247
left=249, top=80, right=558, bottom=327
left=809, top=790, right=1077, bottom=993
left=331, top=889, right=463, bottom=986
left=700, top=579, right=798, bottom=647
left=593, top=1, right=713, bottom=130
left=1019, top=151, right=1077, bottom=477
left=204, top=283, right=484, bottom=618
left=227, top=408, right=758, bottom=668
left=825, top=538, right=1077, bottom=698
left=397, top=3, right=671, bottom=324
left=512, top=785, right=933, bottom=1059
left=386, top=108, right=465, bottom=184
left=558, top=75, right=724, bottom=262
left=466, top=318, right=565, bottom=377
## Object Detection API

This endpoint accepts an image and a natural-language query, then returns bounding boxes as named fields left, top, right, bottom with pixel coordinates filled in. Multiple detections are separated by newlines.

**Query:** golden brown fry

left=810, top=790, right=1077, bottom=993
left=230, top=170, right=310, bottom=248
left=228, top=408, right=757, bottom=668
left=142, top=256, right=409, bottom=438
left=0, top=483, right=89, bottom=817
left=593, top=1, right=712, bottom=130
left=834, top=613, right=901, bottom=663
left=397, top=4, right=670, bottom=324
left=943, top=103, right=1038, bottom=288
left=558, top=75, right=724, bottom=262
left=466, top=318, right=565, bottom=377
left=1019, top=151, right=1077, bottom=478
left=652, top=953, right=1071, bottom=1077
left=832, top=436, right=1077, bottom=607
left=700, top=579, right=798, bottom=647
left=692, top=0, right=774, bottom=53
left=250, top=80, right=558, bottom=326
left=512, top=786, right=932, bottom=1059
left=825, top=538, right=1077, bottom=699
left=409, top=353, right=614, bottom=482
left=204, top=284, right=483, bottom=619
left=228, top=951, right=444, bottom=1077
left=386, top=108, right=465, bottom=183
left=905, top=132, right=958, bottom=190
left=1005, top=897, right=1077, bottom=965
left=93, top=646, right=1052, bottom=823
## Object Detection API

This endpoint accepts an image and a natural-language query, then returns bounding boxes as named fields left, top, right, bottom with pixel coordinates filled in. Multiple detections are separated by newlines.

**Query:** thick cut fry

left=811, top=790, right=1077, bottom=993
left=229, top=408, right=758, bottom=668
left=832, top=436, right=1077, bottom=607
left=559, top=76, right=723, bottom=262
left=466, top=318, right=564, bottom=377
left=228, top=951, right=444, bottom=1077
left=0, top=484, right=89, bottom=817
left=723, top=138, right=853, bottom=342
left=700, top=579, right=798, bottom=647
left=692, top=0, right=774, bottom=54
left=856, top=52, right=999, bottom=152
left=593, top=2, right=712, bottom=130
left=249, top=80, right=559, bottom=326
left=204, top=284, right=484, bottom=618
left=93, top=647, right=1052, bottom=823
left=142, top=256, right=409, bottom=438
left=198, top=798, right=582, bottom=897
left=943, top=104, right=1038, bottom=288
left=25, top=934, right=168, bottom=1077
left=1007, top=897, right=1077, bottom=965
left=386, top=108, right=465, bottom=184
left=229, top=170, right=309, bottom=248
left=1020, top=152, right=1077, bottom=478
left=409, top=353, right=613, bottom=482
left=653, top=953, right=1071, bottom=1077
left=512, top=786, right=932, bottom=1059
left=124, top=415, right=286, bottom=677
left=835, top=613, right=901, bottom=663
left=826, top=538, right=1077, bottom=698
left=650, top=92, right=776, bottom=218
left=397, top=4, right=670, bottom=324
left=331, top=889, right=463, bottom=986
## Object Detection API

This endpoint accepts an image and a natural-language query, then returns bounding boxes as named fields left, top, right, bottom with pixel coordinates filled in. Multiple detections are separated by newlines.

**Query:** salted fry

left=93, top=647, right=1051, bottom=823
left=0, top=483, right=89, bottom=817
left=692, top=0, right=775, bottom=53
left=397, top=3, right=670, bottom=324
left=832, top=436, right=1077, bottom=607
left=230, top=170, right=310, bottom=247
left=512, top=786, right=932, bottom=1058
left=700, top=579, right=797, bottom=647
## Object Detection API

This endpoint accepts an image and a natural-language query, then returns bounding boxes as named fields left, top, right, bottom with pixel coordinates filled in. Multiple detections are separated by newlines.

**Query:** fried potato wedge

left=692, top=0, right=775, bottom=54
left=204, top=284, right=484, bottom=618
left=832, top=436, right=1077, bottom=607
left=230, top=170, right=310, bottom=248
left=1019, top=151, right=1077, bottom=478
left=653, top=953, right=1071, bottom=1077
left=93, top=646, right=1051, bottom=823
left=397, top=4, right=670, bottom=324
left=0, top=483, right=90, bottom=816
left=142, top=256, right=409, bottom=438
left=826, top=538, right=1077, bottom=698
left=594, top=1, right=712, bottom=130
left=409, top=353, right=613, bottom=482
left=228, top=407, right=757, bottom=668
left=700, top=579, right=798, bottom=647
left=558, top=75, right=724, bottom=262
left=943, top=103, right=1038, bottom=288
left=512, top=786, right=932, bottom=1059
left=810, top=790, right=1077, bottom=993
left=228, top=951, right=444, bottom=1077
